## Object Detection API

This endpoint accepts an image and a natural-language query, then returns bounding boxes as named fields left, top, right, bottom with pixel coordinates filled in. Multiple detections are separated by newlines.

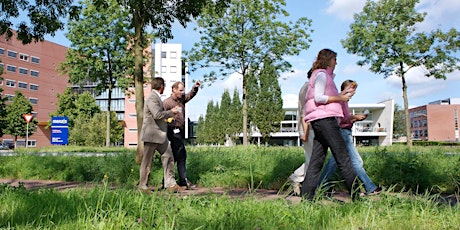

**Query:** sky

left=43, top=0, right=460, bottom=121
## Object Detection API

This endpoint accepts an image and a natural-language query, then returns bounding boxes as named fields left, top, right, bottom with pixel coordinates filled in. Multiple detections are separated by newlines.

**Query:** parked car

left=0, top=144, right=8, bottom=150
left=0, top=143, right=14, bottom=150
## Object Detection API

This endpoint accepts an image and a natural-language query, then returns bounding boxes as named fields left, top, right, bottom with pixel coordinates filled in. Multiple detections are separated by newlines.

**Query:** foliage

left=393, top=103, right=406, bottom=138
left=186, top=0, right=312, bottom=145
left=58, top=0, right=134, bottom=147
left=3, top=91, right=37, bottom=148
left=0, top=0, right=80, bottom=44
left=342, top=0, right=460, bottom=146
left=250, top=59, right=284, bottom=144
left=51, top=90, right=100, bottom=129
left=69, top=112, right=123, bottom=146
left=229, top=89, right=243, bottom=143
left=0, top=87, right=7, bottom=137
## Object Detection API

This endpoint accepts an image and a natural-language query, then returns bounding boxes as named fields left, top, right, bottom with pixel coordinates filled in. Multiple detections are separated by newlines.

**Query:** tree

left=252, top=59, right=284, bottom=145
left=70, top=111, right=123, bottom=146
left=0, top=65, right=6, bottom=137
left=186, top=0, right=312, bottom=145
left=229, top=89, right=242, bottom=144
left=112, top=0, right=228, bottom=163
left=341, top=0, right=460, bottom=146
left=219, top=89, right=232, bottom=144
left=49, top=88, right=79, bottom=128
left=4, top=91, right=36, bottom=148
left=58, top=0, right=133, bottom=147
left=393, top=103, right=406, bottom=139
left=0, top=0, right=80, bottom=44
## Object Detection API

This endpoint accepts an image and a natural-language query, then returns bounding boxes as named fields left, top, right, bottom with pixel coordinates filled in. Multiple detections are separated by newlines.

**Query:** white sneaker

left=292, top=182, right=301, bottom=196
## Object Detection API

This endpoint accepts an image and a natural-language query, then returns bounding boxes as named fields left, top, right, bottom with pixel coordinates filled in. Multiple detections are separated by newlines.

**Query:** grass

left=0, top=145, right=459, bottom=229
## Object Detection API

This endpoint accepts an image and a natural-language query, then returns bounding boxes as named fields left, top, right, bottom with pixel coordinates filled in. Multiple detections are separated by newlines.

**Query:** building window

left=128, top=128, right=137, bottom=132
left=6, top=65, right=16, bottom=73
left=19, top=53, right=29, bottom=61
left=161, top=51, right=167, bottom=58
left=129, top=113, right=137, bottom=118
left=161, top=66, right=167, bottom=73
left=31, top=56, right=40, bottom=64
left=128, top=99, right=135, bottom=103
left=170, top=66, right=177, bottom=73
left=0, top=48, right=4, bottom=55
left=6, top=94, right=14, bottom=101
left=19, top=67, right=28, bottom=75
left=30, top=70, right=39, bottom=77
left=7, top=50, right=17, bottom=58
left=6, top=79, right=15, bottom=87
left=30, top=84, right=39, bottom=91
left=170, top=51, right=177, bottom=59
left=18, top=82, right=27, bottom=89
left=29, top=98, right=38, bottom=105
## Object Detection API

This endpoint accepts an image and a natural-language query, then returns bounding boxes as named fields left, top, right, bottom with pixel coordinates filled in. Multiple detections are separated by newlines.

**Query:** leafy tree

left=4, top=91, right=37, bottom=148
left=196, top=115, right=205, bottom=144
left=219, top=90, right=232, bottom=144
left=393, top=103, right=406, bottom=139
left=49, top=88, right=79, bottom=128
left=341, top=0, right=460, bottom=146
left=0, top=65, right=6, bottom=137
left=252, top=59, right=284, bottom=145
left=229, top=89, right=242, bottom=144
left=0, top=0, right=80, bottom=44
left=58, top=0, right=133, bottom=147
left=71, top=111, right=123, bottom=146
left=186, top=0, right=312, bottom=145
left=112, top=0, right=229, bottom=163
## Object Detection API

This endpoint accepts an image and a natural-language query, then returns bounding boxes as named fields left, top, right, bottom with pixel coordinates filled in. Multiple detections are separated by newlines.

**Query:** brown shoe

left=138, top=186, right=153, bottom=194
left=179, top=178, right=197, bottom=190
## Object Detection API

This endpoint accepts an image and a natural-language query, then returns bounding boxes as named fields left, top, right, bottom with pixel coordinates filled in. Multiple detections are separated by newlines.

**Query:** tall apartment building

left=0, top=33, right=69, bottom=147
left=123, top=43, right=188, bottom=148
left=409, top=98, right=460, bottom=142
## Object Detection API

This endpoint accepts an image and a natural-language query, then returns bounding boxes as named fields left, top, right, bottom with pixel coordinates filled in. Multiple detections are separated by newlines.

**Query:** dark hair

left=152, top=77, right=165, bottom=90
left=312, top=49, right=337, bottom=71
left=341, top=80, right=357, bottom=91
left=307, top=68, right=313, bottom=79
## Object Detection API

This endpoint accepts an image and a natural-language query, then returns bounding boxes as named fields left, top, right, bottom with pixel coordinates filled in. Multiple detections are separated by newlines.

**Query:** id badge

left=173, top=128, right=180, bottom=134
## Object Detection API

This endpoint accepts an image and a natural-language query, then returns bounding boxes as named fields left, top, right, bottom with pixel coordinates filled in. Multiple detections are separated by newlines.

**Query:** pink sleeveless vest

left=304, top=68, right=343, bottom=122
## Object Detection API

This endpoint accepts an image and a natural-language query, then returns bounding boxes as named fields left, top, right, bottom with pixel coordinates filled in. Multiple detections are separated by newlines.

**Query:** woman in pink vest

left=300, top=49, right=359, bottom=201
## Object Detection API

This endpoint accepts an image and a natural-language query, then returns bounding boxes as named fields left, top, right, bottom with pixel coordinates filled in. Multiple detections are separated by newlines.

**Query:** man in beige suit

left=139, top=77, right=180, bottom=192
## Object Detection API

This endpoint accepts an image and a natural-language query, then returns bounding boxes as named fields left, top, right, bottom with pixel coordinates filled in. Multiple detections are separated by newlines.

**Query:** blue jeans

left=319, top=128, right=377, bottom=194
left=301, top=117, right=359, bottom=200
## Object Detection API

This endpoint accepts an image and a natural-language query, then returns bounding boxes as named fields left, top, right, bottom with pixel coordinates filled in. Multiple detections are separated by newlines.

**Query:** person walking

left=288, top=69, right=315, bottom=196
left=300, top=48, right=359, bottom=201
left=163, top=81, right=201, bottom=189
left=139, top=77, right=180, bottom=193
left=318, top=80, right=382, bottom=196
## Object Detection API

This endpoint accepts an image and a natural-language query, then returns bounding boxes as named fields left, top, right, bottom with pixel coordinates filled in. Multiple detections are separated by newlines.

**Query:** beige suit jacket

left=140, top=90, right=174, bottom=144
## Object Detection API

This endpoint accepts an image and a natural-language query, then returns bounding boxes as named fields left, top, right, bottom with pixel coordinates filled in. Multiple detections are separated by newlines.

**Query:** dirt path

left=1, top=178, right=457, bottom=206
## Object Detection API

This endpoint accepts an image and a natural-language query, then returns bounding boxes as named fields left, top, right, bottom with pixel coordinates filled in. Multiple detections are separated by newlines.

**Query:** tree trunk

left=401, top=64, right=412, bottom=147
left=133, top=15, right=145, bottom=164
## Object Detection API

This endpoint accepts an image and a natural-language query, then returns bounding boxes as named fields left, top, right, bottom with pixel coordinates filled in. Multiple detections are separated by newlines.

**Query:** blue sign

left=51, top=116, right=69, bottom=145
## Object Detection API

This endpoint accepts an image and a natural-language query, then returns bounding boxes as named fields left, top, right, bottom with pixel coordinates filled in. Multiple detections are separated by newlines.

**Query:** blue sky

left=44, top=0, right=460, bottom=121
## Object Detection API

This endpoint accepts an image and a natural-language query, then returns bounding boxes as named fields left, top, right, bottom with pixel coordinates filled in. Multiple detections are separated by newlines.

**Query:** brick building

left=409, top=98, right=460, bottom=142
left=0, top=33, right=69, bottom=147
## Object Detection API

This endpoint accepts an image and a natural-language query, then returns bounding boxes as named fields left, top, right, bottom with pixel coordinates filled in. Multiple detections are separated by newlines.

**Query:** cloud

left=221, top=72, right=243, bottom=92
left=282, top=94, right=298, bottom=108
left=417, top=0, right=460, bottom=31
left=325, top=0, right=367, bottom=20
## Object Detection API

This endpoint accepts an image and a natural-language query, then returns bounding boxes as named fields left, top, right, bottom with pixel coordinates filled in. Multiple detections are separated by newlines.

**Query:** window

left=30, top=70, right=39, bottom=77
left=7, top=50, right=17, bottom=58
left=6, top=65, right=16, bottom=73
left=129, top=113, right=137, bottom=118
left=128, top=128, right=137, bottom=132
left=170, top=51, right=177, bottom=59
left=18, top=82, right=27, bottom=89
left=29, top=97, right=38, bottom=105
left=0, top=48, right=4, bottom=55
left=128, top=99, right=135, bottom=103
left=30, top=84, right=39, bottom=91
left=170, top=66, right=177, bottom=73
left=19, top=53, right=29, bottom=61
left=6, top=79, right=15, bottom=87
left=6, top=94, right=14, bottom=101
left=19, top=67, right=28, bottom=75
left=161, top=51, right=167, bottom=58
left=31, top=56, right=40, bottom=64
left=161, top=66, right=167, bottom=73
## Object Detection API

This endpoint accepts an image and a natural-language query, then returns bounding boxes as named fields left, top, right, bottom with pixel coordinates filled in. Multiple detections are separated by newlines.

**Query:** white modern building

left=250, top=99, right=394, bottom=146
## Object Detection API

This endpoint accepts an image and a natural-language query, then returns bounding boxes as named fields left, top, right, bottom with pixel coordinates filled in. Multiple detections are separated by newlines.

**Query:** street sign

left=23, top=114, right=34, bottom=123
left=51, top=116, right=69, bottom=145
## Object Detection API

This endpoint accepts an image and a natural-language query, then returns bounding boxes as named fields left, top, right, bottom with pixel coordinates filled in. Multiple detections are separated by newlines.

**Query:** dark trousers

left=301, top=117, right=359, bottom=200
left=167, top=126, right=188, bottom=185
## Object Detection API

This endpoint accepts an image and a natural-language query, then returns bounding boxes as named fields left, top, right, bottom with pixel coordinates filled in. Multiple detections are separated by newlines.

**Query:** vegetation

left=186, top=0, right=312, bottom=145
left=341, top=0, right=460, bottom=146
left=0, top=146, right=459, bottom=229
left=58, top=0, right=134, bottom=147
left=0, top=0, right=80, bottom=44
left=3, top=91, right=37, bottom=148
left=393, top=103, right=406, bottom=139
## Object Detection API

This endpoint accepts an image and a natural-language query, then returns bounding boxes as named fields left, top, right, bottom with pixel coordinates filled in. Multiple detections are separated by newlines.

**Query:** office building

left=0, top=32, right=69, bottom=147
